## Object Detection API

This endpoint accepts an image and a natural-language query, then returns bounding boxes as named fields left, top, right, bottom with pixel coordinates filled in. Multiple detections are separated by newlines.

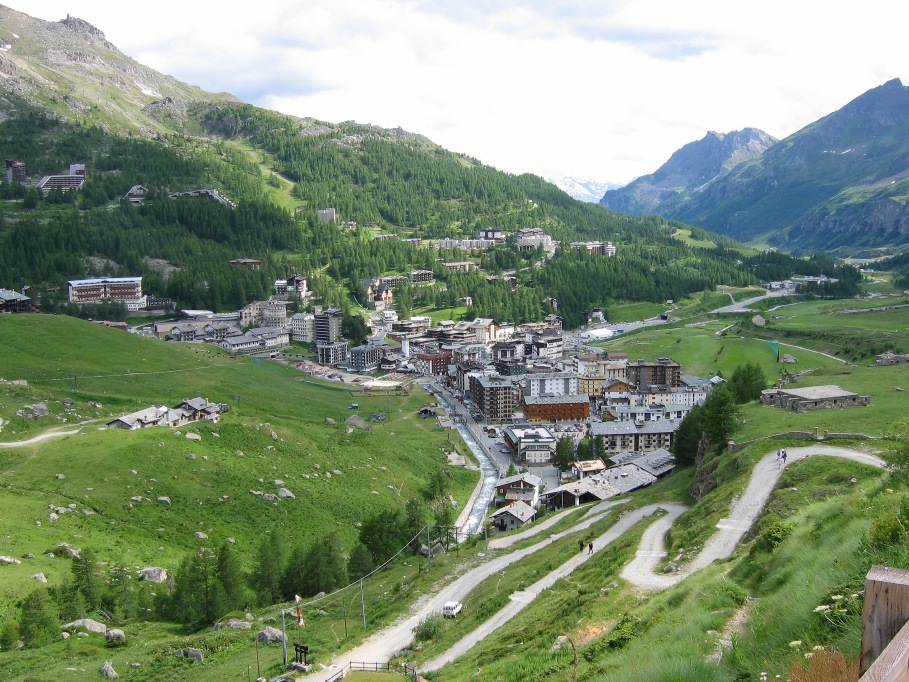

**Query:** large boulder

left=62, top=618, right=107, bottom=635
left=138, top=567, right=168, bottom=583
left=106, top=629, right=126, bottom=644
left=184, top=647, right=204, bottom=662
left=213, top=618, right=251, bottom=630
left=256, top=626, right=286, bottom=644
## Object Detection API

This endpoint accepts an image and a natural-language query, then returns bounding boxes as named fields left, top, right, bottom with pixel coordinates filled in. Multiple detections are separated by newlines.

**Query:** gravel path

left=0, top=426, right=83, bottom=448
left=305, top=446, right=887, bottom=678
left=623, top=445, right=887, bottom=590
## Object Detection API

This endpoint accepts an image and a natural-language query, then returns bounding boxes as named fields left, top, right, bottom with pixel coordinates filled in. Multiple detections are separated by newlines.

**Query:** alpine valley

left=1, top=6, right=909, bottom=682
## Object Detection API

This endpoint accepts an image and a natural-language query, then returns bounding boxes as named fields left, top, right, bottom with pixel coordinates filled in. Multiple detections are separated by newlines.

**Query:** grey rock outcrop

left=62, top=618, right=107, bottom=635
left=138, top=567, right=168, bottom=583
left=256, top=626, right=286, bottom=643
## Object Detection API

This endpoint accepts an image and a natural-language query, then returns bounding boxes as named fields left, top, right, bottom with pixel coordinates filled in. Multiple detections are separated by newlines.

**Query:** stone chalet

left=761, top=385, right=870, bottom=412
left=541, top=476, right=622, bottom=509
left=494, top=472, right=542, bottom=508
left=608, top=449, right=676, bottom=478
left=107, top=397, right=224, bottom=430
left=490, top=500, right=537, bottom=531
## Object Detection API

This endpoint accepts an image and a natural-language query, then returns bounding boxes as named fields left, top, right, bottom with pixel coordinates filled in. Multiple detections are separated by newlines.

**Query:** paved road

left=711, top=287, right=796, bottom=313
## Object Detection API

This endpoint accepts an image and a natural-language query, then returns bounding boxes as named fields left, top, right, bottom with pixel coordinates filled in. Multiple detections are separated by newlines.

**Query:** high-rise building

left=5, top=160, right=25, bottom=184
left=315, top=307, right=343, bottom=344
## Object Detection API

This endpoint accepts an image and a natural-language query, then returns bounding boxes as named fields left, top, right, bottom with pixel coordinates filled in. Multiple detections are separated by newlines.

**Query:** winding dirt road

left=0, top=425, right=84, bottom=448
left=307, top=446, right=888, bottom=679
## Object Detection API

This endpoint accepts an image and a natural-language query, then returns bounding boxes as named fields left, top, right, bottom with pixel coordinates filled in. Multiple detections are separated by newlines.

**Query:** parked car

left=442, top=601, right=462, bottom=618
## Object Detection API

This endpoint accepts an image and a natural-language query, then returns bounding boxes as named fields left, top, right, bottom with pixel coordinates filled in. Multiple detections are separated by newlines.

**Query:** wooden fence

left=325, top=661, right=418, bottom=682
left=860, top=566, right=909, bottom=681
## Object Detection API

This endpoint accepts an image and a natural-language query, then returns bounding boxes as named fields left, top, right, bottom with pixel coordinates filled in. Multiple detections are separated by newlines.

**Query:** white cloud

left=7, top=0, right=909, bottom=184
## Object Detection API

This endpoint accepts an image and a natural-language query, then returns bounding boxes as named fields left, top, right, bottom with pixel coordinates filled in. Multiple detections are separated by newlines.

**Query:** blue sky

left=8, top=0, right=909, bottom=184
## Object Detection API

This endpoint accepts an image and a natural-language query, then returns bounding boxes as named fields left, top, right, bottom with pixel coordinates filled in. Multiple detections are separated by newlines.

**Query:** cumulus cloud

left=10, top=0, right=909, bottom=183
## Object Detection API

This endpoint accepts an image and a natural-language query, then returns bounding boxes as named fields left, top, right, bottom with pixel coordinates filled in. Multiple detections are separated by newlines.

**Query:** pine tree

left=19, top=588, right=58, bottom=648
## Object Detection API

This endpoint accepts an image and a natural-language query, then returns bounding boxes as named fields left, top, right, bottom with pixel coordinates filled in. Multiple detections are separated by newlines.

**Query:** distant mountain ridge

left=600, top=79, right=909, bottom=255
left=0, top=5, right=238, bottom=132
left=546, top=176, right=623, bottom=203
left=599, top=128, right=777, bottom=216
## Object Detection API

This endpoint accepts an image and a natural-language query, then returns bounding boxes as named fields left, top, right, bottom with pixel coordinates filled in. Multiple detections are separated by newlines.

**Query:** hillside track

left=0, top=425, right=84, bottom=447
left=306, top=446, right=888, bottom=679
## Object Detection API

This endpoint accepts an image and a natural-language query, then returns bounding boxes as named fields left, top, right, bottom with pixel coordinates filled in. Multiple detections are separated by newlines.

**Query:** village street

left=308, top=445, right=887, bottom=679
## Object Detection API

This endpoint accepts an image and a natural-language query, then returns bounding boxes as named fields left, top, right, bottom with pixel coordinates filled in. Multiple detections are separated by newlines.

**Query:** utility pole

left=281, top=609, right=287, bottom=666
left=360, top=578, right=366, bottom=629
left=426, top=525, right=432, bottom=570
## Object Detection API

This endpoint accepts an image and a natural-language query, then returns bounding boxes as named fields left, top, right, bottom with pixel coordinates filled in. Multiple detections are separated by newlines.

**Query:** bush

left=413, top=612, right=444, bottom=642
left=759, top=521, right=794, bottom=550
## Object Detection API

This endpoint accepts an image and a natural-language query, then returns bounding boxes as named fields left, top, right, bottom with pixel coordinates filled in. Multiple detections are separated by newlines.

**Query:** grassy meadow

left=1, top=295, right=907, bottom=682
left=0, top=314, right=481, bottom=680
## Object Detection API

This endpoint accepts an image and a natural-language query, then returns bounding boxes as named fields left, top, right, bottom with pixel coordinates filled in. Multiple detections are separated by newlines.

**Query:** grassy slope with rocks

left=0, top=314, right=479, bottom=679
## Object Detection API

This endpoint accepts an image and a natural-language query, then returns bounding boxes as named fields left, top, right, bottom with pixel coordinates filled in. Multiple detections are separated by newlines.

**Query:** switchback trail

left=309, top=446, right=887, bottom=679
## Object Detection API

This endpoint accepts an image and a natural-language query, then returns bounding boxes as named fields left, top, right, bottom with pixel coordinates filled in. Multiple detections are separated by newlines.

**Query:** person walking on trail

left=781, top=449, right=787, bottom=464
left=579, top=539, right=584, bottom=553
left=776, top=450, right=782, bottom=468
left=588, top=542, right=594, bottom=554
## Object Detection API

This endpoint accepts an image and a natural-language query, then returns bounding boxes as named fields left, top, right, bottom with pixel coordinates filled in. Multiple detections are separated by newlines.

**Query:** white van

left=442, top=601, right=462, bottom=618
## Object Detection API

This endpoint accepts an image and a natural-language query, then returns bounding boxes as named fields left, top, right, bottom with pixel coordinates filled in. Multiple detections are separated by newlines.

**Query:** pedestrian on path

left=579, top=539, right=584, bottom=553
left=776, top=450, right=782, bottom=468
left=781, top=449, right=787, bottom=464
left=588, top=542, right=593, bottom=554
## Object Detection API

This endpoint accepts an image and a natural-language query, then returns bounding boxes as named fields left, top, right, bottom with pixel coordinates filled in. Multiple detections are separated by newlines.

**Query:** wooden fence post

left=861, top=565, right=909, bottom=675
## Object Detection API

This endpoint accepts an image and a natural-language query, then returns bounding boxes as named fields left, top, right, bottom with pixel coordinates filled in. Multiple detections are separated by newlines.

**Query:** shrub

left=413, top=612, right=443, bottom=642
left=759, top=521, right=794, bottom=550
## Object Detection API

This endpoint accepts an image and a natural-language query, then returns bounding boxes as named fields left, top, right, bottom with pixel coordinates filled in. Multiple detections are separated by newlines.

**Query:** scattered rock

left=277, top=488, right=295, bottom=499
left=186, top=433, right=201, bottom=441
left=99, top=660, right=118, bottom=679
left=187, top=454, right=197, bottom=461
left=62, top=618, right=107, bottom=635
left=33, top=573, right=47, bottom=582
left=0, top=556, right=22, bottom=565
left=274, top=479, right=285, bottom=486
left=138, top=567, right=168, bottom=583
left=193, top=532, right=208, bottom=540
left=106, top=629, right=126, bottom=643
left=157, top=496, right=171, bottom=505
left=325, top=418, right=335, bottom=424
left=214, top=618, right=251, bottom=630
left=549, top=635, right=569, bottom=652
left=61, top=631, right=70, bottom=640
left=262, top=494, right=278, bottom=502
left=185, top=647, right=204, bottom=662
left=55, top=473, right=65, bottom=480
left=48, top=513, right=59, bottom=522
left=256, top=626, right=286, bottom=643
